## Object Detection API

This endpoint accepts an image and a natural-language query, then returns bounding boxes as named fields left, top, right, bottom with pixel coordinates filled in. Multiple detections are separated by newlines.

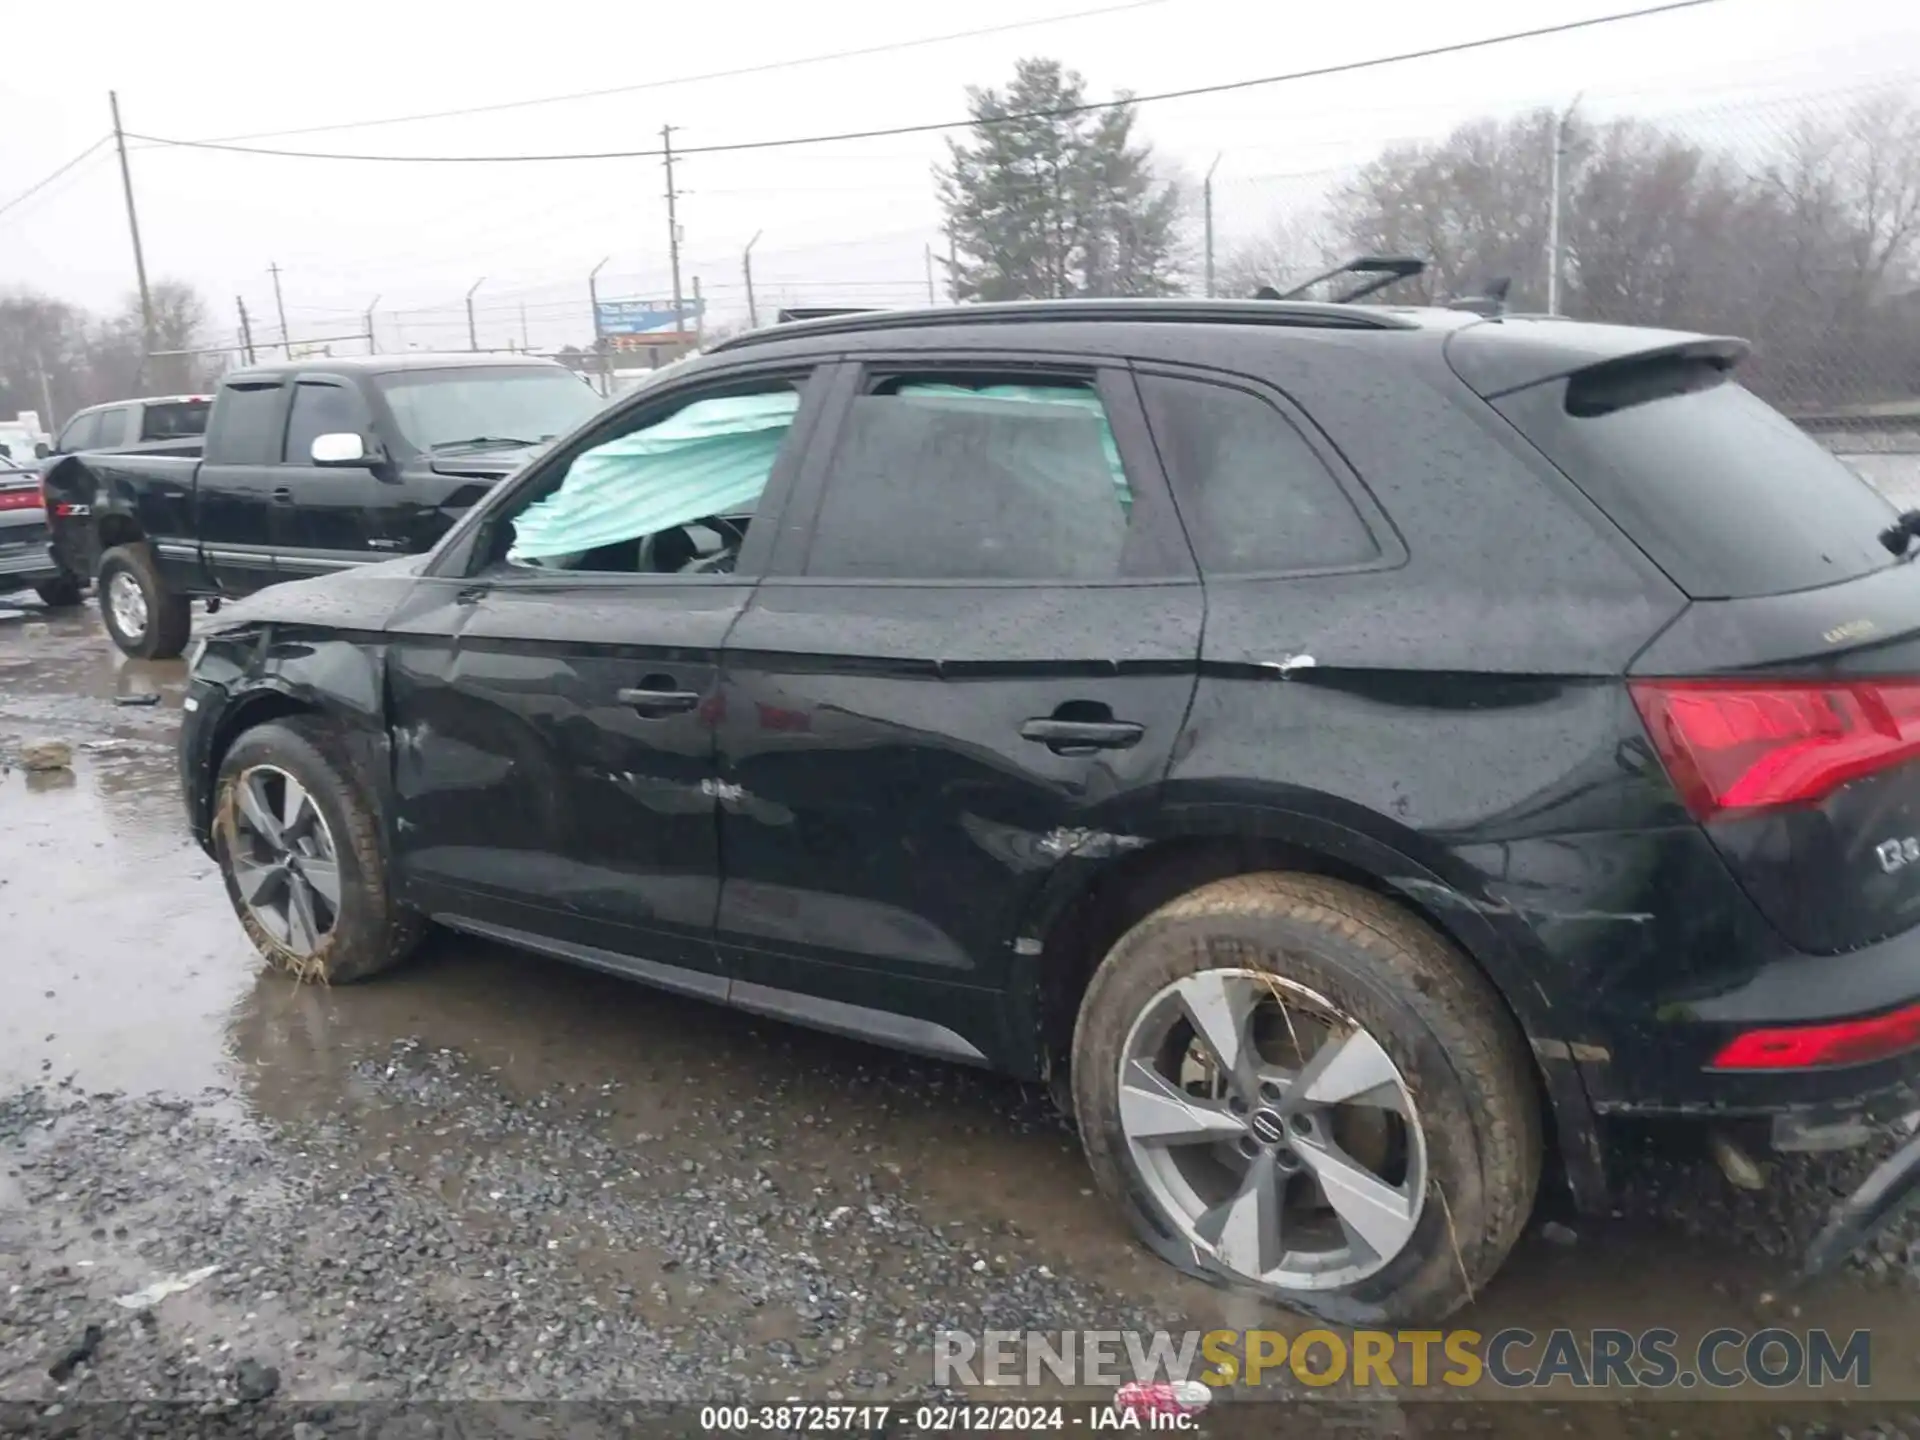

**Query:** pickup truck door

left=193, top=379, right=287, bottom=596
left=273, top=378, right=397, bottom=578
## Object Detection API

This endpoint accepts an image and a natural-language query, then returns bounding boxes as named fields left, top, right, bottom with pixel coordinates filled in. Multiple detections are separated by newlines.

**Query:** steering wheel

left=681, top=514, right=746, bottom=574
left=696, top=514, right=747, bottom=549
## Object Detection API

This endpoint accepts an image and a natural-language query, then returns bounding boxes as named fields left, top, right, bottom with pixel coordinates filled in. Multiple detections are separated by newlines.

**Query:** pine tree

left=938, top=59, right=1183, bottom=301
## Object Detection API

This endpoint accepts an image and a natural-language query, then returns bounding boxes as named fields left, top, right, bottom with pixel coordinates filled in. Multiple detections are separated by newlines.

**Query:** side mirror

left=310, top=432, right=369, bottom=465
left=34, top=442, right=51, bottom=460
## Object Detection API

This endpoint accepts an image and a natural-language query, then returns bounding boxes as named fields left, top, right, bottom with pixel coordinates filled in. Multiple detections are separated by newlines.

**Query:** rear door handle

left=617, top=686, right=702, bottom=717
left=271, top=486, right=294, bottom=504
left=1019, top=718, right=1144, bottom=754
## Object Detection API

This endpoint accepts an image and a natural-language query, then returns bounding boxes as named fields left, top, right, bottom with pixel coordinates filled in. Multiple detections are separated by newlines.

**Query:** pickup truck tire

left=97, top=544, right=192, bottom=659
left=33, top=575, right=83, bottom=608
left=212, top=716, right=427, bottom=985
left=1070, top=872, right=1541, bottom=1326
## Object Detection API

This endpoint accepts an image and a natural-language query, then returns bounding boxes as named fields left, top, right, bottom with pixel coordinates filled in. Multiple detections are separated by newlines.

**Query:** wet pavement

left=4, top=590, right=1920, bottom=1437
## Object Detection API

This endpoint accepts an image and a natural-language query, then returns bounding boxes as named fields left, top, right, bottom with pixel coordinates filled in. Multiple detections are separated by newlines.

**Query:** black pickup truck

left=46, top=353, right=606, bottom=657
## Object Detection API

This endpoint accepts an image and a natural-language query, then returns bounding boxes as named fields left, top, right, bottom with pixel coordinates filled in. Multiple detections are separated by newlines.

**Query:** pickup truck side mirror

left=310, top=432, right=371, bottom=466
left=34, top=442, right=50, bottom=460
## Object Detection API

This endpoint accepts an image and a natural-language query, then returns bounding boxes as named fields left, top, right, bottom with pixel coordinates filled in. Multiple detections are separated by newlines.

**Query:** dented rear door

left=710, top=355, right=1201, bottom=1061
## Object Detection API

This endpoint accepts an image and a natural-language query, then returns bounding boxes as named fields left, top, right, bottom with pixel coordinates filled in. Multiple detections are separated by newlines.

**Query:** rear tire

left=212, top=717, right=425, bottom=984
left=33, top=575, right=83, bottom=608
left=97, top=544, right=191, bottom=659
left=1071, top=872, right=1541, bottom=1326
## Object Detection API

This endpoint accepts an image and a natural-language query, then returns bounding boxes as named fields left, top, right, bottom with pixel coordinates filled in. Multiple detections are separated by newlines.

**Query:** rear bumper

left=0, top=525, right=60, bottom=587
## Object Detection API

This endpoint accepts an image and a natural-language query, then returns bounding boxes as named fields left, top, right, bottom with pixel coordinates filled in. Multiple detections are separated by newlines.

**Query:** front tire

left=212, top=717, right=425, bottom=984
left=97, top=544, right=191, bottom=659
left=34, top=575, right=83, bottom=608
left=1072, top=873, right=1540, bottom=1326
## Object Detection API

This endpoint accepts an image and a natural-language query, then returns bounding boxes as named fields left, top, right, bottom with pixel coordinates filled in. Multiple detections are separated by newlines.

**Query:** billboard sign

left=596, top=297, right=706, bottom=335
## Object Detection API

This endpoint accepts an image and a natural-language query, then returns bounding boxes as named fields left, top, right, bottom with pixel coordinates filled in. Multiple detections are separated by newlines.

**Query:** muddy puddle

left=4, top=595, right=1919, bottom=1430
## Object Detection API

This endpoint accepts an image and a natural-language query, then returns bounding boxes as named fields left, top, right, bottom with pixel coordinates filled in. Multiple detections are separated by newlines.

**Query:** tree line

left=941, top=60, right=1920, bottom=411
left=0, top=280, right=216, bottom=430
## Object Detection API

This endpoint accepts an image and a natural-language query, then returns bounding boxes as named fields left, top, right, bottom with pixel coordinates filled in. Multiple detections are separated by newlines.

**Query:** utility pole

left=946, top=224, right=958, bottom=303
left=365, top=295, right=381, bottom=354
left=268, top=262, right=291, bottom=356
left=519, top=300, right=531, bottom=353
left=1546, top=95, right=1581, bottom=317
left=662, top=125, right=685, bottom=339
left=235, top=296, right=256, bottom=365
left=924, top=245, right=936, bottom=305
left=33, top=350, right=56, bottom=430
left=1203, top=153, right=1222, bottom=298
left=108, top=92, right=155, bottom=373
left=742, top=231, right=762, bottom=329
left=588, top=256, right=610, bottom=397
left=466, top=277, right=486, bottom=351
left=691, top=276, right=704, bottom=346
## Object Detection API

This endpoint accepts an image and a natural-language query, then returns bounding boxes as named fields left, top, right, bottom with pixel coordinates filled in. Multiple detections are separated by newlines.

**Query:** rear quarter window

left=1137, top=372, right=1380, bottom=575
left=1495, top=376, right=1896, bottom=599
left=141, top=400, right=211, bottom=442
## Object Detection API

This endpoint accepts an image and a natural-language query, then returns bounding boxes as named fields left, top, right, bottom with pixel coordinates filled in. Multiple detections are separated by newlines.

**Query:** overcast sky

left=3, top=0, right=1916, bottom=356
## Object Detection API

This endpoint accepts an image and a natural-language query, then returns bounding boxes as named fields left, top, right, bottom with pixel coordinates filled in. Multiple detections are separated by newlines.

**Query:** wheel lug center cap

left=1248, top=1108, right=1286, bottom=1145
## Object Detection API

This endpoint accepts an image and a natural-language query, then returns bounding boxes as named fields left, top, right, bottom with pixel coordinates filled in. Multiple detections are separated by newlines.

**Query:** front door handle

left=271, top=486, right=294, bottom=504
left=1020, top=717, right=1144, bottom=755
left=617, top=686, right=702, bottom=717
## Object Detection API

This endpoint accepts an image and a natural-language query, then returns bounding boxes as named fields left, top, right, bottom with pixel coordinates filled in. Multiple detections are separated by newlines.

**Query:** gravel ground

left=6, top=597, right=1920, bottom=1439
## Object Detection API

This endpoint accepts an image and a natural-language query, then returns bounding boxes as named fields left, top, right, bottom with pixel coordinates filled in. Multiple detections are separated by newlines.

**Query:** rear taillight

left=1710, top=1000, right=1920, bottom=1069
left=1630, top=678, right=1920, bottom=820
left=0, top=488, right=37, bottom=512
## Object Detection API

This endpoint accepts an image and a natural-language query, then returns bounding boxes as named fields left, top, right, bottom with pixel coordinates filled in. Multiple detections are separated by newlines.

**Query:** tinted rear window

left=1495, top=374, right=1897, bottom=599
left=141, top=400, right=211, bottom=441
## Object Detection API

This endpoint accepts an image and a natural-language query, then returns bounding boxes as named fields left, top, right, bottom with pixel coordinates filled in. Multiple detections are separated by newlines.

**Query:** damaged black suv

left=179, top=293, right=1920, bottom=1324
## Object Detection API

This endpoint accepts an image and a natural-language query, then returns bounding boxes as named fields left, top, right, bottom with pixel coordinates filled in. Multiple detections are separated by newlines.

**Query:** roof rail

left=708, top=297, right=1416, bottom=352
left=774, top=306, right=878, bottom=324
left=1257, top=255, right=1427, bottom=305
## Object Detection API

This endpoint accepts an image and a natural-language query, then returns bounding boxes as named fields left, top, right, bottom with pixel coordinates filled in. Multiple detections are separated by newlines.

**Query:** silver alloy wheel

left=1118, top=969, right=1428, bottom=1291
left=227, top=765, right=341, bottom=958
left=107, top=569, right=148, bottom=642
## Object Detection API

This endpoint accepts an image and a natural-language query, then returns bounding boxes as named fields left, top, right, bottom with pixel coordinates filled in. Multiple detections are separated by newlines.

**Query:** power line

left=0, top=136, right=112, bottom=219
left=191, top=0, right=1173, bottom=144
left=128, top=0, right=1723, bottom=165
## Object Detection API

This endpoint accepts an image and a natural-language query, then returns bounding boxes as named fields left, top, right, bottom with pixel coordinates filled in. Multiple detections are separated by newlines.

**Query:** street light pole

left=1546, top=94, right=1581, bottom=317
left=1203, top=153, right=1222, bottom=299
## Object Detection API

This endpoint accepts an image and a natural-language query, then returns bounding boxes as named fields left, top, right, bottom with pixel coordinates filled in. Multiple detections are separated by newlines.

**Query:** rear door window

left=1495, top=371, right=1897, bottom=599
left=1138, top=372, right=1381, bottom=575
left=803, top=375, right=1142, bottom=581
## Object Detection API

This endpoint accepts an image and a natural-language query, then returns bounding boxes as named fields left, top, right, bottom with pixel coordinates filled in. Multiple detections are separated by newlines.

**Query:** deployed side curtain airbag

left=895, top=383, right=1130, bottom=505
left=508, top=391, right=799, bottom=565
